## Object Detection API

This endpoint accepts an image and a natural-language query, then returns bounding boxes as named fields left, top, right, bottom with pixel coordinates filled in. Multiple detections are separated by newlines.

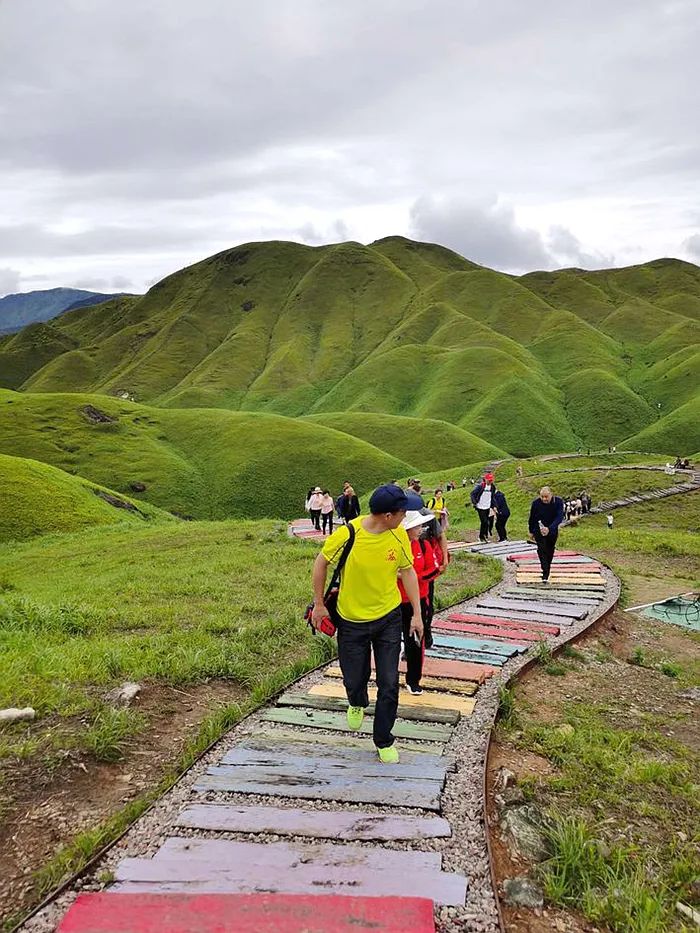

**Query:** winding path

left=27, top=525, right=620, bottom=933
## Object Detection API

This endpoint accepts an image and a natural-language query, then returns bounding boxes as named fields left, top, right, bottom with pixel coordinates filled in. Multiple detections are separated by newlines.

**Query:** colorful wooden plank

left=195, top=770, right=442, bottom=810
left=513, top=564, right=600, bottom=574
left=276, top=692, right=459, bottom=724
left=216, top=751, right=449, bottom=781
left=454, top=606, right=573, bottom=626
left=176, top=803, right=452, bottom=840
left=114, top=839, right=468, bottom=905
left=156, top=837, right=442, bottom=871
left=237, top=737, right=454, bottom=769
left=507, top=550, right=583, bottom=560
left=514, top=575, right=604, bottom=584
left=426, top=646, right=505, bottom=666
left=431, top=633, right=525, bottom=655
left=514, top=555, right=595, bottom=563
left=58, top=892, right=437, bottom=933
left=477, top=597, right=589, bottom=619
left=309, top=681, right=476, bottom=715
left=499, top=589, right=601, bottom=603
left=260, top=707, right=453, bottom=742
left=324, top=666, right=479, bottom=695
left=432, top=619, right=549, bottom=642
left=244, top=728, right=445, bottom=756
left=446, top=613, right=560, bottom=635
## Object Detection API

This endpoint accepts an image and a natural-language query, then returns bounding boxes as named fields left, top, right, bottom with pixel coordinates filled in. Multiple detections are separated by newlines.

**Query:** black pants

left=309, top=508, right=321, bottom=530
left=495, top=515, right=509, bottom=541
left=400, top=599, right=428, bottom=689
left=337, top=607, right=402, bottom=748
left=535, top=531, right=558, bottom=579
left=321, top=512, right=333, bottom=534
left=425, top=580, right=436, bottom=648
left=477, top=508, right=493, bottom=541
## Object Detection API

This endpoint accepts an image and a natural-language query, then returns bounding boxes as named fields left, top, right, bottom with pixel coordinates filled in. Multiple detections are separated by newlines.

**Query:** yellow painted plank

left=310, top=681, right=476, bottom=715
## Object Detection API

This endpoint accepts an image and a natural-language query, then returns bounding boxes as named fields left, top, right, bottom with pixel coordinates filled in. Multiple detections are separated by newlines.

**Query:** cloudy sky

left=1, top=0, right=698, bottom=296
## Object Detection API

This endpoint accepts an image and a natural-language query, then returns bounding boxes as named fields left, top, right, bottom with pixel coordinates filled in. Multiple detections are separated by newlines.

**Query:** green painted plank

left=260, top=708, right=453, bottom=742
left=247, top=728, right=445, bottom=756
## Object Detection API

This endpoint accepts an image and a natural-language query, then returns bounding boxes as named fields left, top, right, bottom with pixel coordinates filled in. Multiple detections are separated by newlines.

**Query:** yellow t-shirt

left=321, top=517, right=413, bottom=622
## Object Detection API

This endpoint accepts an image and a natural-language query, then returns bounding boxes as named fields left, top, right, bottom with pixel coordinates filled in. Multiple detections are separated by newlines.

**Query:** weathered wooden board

left=176, top=803, right=452, bottom=840
left=453, top=606, right=573, bottom=626
left=426, top=646, right=505, bottom=666
left=114, top=839, right=468, bottom=905
left=244, top=728, right=445, bottom=756
left=276, top=692, right=459, bottom=724
left=513, top=564, right=600, bottom=575
left=57, top=892, right=437, bottom=933
left=499, top=589, right=601, bottom=604
left=309, top=681, right=476, bottom=715
left=324, top=666, right=479, bottom=695
left=513, top=555, right=595, bottom=564
left=216, top=751, right=449, bottom=781
left=515, top=576, right=604, bottom=585
left=260, top=707, right=453, bottom=742
left=376, top=656, right=492, bottom=683
left=446, top=613, right=560, bottom=635
left=195, top=771, right=442, bottom=810
left=476, top=597, right=588, bottom=619
left=516, top=580, right=606, bottom=590
left=507, top=550, right=582, bottom=560
left=431, top=633, right=525, bottom=655
left=236, top=737, right=454, bottom=769
left=433, top=620, right=546, bottom=642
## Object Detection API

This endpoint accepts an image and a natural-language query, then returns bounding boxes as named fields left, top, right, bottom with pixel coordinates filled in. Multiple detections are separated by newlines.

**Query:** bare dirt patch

left=0, top=679, right=244, bottom=927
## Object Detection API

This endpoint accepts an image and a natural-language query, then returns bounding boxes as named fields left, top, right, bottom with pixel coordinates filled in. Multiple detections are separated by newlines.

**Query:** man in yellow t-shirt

left=311, top=485, right=421, bottom=764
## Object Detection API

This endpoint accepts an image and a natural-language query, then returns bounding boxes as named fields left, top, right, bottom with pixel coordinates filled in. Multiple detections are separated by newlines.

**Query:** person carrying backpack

left=469, top=473, right=497, bottom=542
left=311, top=485, right=420, bottom=764
left=492, top=488, right=510, bottom=541
left=427, top=487, right=449, bottom=530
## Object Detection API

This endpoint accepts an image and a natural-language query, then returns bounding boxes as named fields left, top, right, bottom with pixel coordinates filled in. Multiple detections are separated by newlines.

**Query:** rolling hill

left=0, top=238, right=698, bottom=521
left=0, top=287, right=132, bottom=333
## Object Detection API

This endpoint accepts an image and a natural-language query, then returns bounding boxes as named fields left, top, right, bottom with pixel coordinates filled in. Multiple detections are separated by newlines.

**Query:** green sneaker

left=377, top=744, right=400, bottom=764
left=347, top=705, right=364, bottom=730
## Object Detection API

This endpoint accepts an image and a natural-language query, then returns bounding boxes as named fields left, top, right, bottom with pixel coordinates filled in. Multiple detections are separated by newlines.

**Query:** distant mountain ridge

left=0, top=287, right=133, bottom=333
left=0, top=237, right=698, bottom=457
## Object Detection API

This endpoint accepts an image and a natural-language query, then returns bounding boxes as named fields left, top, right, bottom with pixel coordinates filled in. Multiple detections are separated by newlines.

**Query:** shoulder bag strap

left=325, top=522, right=356, bottom=599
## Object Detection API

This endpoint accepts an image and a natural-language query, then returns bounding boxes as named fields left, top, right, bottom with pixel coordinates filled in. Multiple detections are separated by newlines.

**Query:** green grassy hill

left=0, top=453, right=172, bottom=542
left=0, top=389, right=413, bottom=520
left=1, top=238, right=698, bottom=471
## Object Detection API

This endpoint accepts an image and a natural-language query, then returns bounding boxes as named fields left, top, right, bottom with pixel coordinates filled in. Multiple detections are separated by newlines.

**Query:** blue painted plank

left=426, top=646, right=505, bottom=666
left=431, top=633, right=525, bottom=655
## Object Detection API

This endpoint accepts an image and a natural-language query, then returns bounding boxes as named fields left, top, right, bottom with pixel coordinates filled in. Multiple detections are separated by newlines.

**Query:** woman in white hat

left=308, top=486, right=324, bottom=531
left=398, top=510, right=435, bottom=694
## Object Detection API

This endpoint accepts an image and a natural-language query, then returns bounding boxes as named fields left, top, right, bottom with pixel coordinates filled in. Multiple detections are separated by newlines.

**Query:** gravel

left=20, top=551, right=619, bottom=933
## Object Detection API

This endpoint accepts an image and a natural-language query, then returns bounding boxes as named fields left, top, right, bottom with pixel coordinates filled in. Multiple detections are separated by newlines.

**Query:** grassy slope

left=619, top=397, right=700, bottom=455
left=0, top=454, right=172, bottom=543
left=0, top=240, right=697, bottom=458
left=301, top=411, right=505, bottom=472
left=0, top=389, right=413, bottom=519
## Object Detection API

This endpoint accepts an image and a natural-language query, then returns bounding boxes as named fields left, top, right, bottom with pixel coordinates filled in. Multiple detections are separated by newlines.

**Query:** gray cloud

left=0, top=0, right=698, bottom=291
left=683, top=234, right=700, bottom=262
left=0, top=268, right=21, bottom=298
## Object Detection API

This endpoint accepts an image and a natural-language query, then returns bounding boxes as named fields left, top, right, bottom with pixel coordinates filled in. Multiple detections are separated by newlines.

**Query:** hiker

left=462, top=477, right=467, bottom=488
left=419, top=509, right=447, bottom=649
left=581, top=491, right=590, bottom=514
left=607, top=513, right=614, bottom=529
left=320, top=490, right=335, bottom=535
left=406, top=480, right=425, bottom=508
left=470, top=473, right=497, bottom=542
left=307, top=486, right=323, bottom=530
left=311, top=485, right=421, bottom=764
left=427, top=488, right=449, bottom=530
left=335, top=482, right=350, bottom=521
left=398, top=510, right=436, bottom=695
left=492, top=488, right=510, bottom=541
left=528, top=486, right=564, bottom=582
left=338, top=486, right=360, bottom=524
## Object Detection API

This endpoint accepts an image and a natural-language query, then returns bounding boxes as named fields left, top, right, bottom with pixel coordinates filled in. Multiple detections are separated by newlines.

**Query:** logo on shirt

left=386, top=549, right=397, bottom=562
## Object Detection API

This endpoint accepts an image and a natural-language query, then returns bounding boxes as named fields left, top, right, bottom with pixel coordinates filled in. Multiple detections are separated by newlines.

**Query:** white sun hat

left=402, top=510, right=435, bottom=530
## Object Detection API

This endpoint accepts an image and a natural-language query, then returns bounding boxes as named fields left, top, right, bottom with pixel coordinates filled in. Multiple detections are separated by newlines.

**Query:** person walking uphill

left=492, top=488, right=510, bottom=541
left=528, top=486, right=564, bottom=582
left=398, top=510, right=435, bottom=695
left=310, top=485, right=421, bottom=764
left=307, top=487, right=324, bottom=531
left=470, top=473, right=497, bottom=542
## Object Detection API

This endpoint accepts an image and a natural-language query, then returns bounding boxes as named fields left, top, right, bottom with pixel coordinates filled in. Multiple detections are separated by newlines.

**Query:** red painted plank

left=446, top=613, right=560, bottom=635
left=371, top=654, right=492, bottom=683
left=58, top=892, right=436, bottom=932
left=513, top=563, right=601, bottom=573
left=432, top=619, right=551, bottom=642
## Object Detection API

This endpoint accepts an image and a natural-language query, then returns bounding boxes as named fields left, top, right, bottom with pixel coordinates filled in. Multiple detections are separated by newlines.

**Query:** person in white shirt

left=307, top=486, right=324, bottom=530
left=469, top=472, right=497, bottom=542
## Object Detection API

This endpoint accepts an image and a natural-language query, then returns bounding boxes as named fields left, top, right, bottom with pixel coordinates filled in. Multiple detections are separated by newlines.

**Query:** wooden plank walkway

left=56, top=525, right=616, bottom=932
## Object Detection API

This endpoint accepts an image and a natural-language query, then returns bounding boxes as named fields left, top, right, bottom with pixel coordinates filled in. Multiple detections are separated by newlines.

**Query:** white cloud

left=0, top=268, right=21, bottom=298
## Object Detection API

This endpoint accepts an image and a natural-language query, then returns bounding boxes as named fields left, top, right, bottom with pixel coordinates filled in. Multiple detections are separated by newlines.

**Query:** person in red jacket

left=419, top=510, right=447, bottom=649
left=398, top=510, right=435, bottom=695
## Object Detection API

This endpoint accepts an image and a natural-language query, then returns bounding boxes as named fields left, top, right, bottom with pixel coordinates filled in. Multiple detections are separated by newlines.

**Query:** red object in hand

left=317, top=615, right=337, bottom=637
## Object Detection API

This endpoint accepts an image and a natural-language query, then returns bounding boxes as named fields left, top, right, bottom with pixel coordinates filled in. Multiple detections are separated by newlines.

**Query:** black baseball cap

left=369, top=484, right=409, bottom=514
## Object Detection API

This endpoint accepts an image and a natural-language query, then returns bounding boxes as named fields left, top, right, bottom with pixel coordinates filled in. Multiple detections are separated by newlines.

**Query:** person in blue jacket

left=492, top=489, right=510, bottom=541
left=527, top=486, right=564, bottom=581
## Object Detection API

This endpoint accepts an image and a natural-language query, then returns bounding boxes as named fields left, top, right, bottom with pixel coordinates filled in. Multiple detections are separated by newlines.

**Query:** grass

left=81, top=708, right=146, bottom=762
left=0, top=237, right=696, bottom=458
